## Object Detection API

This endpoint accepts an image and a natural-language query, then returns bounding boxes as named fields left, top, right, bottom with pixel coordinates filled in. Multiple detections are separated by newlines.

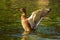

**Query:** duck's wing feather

left=27, top=9, right=43, bottom=29
left=27, top=8, right=50, bottom=29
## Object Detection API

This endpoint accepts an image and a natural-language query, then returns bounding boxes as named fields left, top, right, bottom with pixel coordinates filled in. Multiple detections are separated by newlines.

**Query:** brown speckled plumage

left=19, top=7, right=51, bottom=31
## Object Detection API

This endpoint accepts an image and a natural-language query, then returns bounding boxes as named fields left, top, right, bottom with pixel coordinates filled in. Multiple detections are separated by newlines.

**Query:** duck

left=19, top=7, right=51, bottom=31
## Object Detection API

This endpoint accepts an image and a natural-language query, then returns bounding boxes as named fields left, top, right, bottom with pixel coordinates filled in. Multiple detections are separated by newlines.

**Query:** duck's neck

left=21, top=12, right=27, bottom=20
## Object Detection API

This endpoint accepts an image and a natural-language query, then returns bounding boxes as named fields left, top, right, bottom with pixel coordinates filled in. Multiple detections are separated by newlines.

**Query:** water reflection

left=21, top=31, right=60, bottom=40
left=21, top=31, right=30, bottom=40
left=0, top=26, right=60, bottom=40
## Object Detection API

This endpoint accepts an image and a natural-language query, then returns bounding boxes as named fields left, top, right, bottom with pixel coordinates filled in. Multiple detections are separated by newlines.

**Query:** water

left=0, top=26, right=60, bottom=40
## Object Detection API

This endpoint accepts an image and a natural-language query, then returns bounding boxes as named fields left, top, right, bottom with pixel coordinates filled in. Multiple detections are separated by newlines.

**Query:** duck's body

left=20, top=8, right=31, bottom=31
left=21, top=13, right=31, bottom=31
left=19, top=7, right=51, bottom=31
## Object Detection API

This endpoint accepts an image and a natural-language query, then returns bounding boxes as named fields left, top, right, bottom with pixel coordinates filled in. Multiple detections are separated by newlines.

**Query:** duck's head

left=19, top=7, right=26, bottom=13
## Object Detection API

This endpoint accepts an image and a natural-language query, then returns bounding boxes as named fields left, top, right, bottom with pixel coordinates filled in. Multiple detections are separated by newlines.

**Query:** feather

left=27, top=8, right=50, bottom=29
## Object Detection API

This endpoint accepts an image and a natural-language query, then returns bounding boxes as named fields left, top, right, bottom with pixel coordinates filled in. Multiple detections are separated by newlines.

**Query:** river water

left=0, top=26, right=60, bottom=40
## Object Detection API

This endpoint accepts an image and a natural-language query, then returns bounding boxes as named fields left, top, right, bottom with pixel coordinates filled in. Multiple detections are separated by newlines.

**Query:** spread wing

left=27, top=8, right=50, bottom=29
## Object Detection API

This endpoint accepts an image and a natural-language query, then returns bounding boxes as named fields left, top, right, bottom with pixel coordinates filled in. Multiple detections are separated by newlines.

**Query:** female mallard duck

left=19, top=7, right=51, bottom=31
